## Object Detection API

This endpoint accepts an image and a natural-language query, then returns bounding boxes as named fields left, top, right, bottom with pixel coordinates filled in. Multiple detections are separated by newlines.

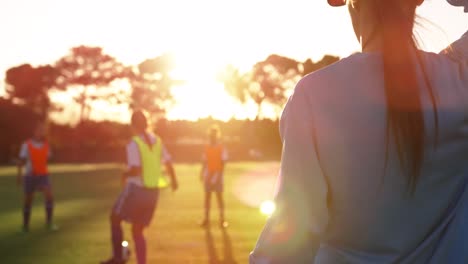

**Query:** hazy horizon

left=0, top=0, right=466, bottom=122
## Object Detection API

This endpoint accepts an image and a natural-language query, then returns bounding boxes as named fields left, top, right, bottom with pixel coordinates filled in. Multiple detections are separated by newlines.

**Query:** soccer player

left=101, top=110, right=178, bottom=264
left=17, top=121, right=57, bottom=232
left=200, top=126, right=228, bottom=228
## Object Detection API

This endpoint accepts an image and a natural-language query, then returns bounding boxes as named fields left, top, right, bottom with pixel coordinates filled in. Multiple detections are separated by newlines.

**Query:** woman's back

left=294, top=34, right=468, bottom=263
left=250, top=0, right=467, bottom=262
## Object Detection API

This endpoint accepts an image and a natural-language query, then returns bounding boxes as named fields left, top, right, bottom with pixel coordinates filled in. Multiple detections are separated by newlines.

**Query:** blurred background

left=0, top=1, right=466, bottom=263
left=0, top=0, right=466, bottom=164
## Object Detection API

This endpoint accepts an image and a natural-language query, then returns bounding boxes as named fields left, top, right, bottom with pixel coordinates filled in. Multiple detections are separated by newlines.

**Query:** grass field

left=0, top=162, right=279, bottom=264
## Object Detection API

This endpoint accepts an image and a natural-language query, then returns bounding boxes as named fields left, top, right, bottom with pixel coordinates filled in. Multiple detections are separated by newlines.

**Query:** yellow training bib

left=133, top=135, right=169, bottom=188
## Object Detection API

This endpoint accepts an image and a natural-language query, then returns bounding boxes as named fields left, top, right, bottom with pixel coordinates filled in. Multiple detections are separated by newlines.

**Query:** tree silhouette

left=0, top=98, right=42, bottom=163
left=251, top=55, right=301, bottom=118
left=55, top=46, right=129, bottom=123
left=219, top=65, right=250, bottom=104
left=221, top=55, right=301, bottom=120
left=129, top=53, right=180, bottom=117
left=5, top=64, right=58, bottom=119
left=222, top=54, right=340, bottom=119
left=302, top=55, right=340, bottom=76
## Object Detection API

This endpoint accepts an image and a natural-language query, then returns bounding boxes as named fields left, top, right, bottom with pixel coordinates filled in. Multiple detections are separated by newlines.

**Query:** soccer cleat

left=21, top=226, right=29, bottom=233
left=46, top=223, right=59, bottom=232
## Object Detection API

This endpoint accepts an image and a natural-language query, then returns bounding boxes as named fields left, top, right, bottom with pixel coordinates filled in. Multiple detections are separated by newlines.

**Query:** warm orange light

left=167, top=53, right=257, bottom=121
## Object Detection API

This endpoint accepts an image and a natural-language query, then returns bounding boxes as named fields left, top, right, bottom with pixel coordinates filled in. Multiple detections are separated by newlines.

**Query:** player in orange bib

left=200, top=126, right=229, bottom=228
left=16, top=121, right=57, bottom=232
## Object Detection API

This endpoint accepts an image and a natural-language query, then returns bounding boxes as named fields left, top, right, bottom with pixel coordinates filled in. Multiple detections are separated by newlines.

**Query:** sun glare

left=1, top=0, right=464, bottom=123
left=168, top=52, right=256, bottom=121
left=260, top=200, right=276, bottom=217
left=168, top=80, right=246, bottom=121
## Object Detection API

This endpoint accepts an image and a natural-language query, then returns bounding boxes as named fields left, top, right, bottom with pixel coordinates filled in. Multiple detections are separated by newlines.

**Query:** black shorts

left=203, top=171, right=224, bottom=193
left=113, top=184, right=159, bottom=227
left=24, top=175, right=51, bottom=194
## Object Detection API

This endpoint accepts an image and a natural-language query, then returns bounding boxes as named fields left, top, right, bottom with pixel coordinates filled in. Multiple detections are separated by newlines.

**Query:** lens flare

left=260, top=200, right=276, bottom=216
left=121, top=241, right=129, bottom=247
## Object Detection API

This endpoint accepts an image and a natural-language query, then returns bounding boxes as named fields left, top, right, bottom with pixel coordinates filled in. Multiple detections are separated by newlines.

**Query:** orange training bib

left=205, top=145, right=224, bottom=172
left=27, top=140, right=49, bottom=176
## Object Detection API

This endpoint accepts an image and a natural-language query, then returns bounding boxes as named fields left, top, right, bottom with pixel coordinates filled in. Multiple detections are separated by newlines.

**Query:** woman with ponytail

left=250, top=0, right=468, bottom=263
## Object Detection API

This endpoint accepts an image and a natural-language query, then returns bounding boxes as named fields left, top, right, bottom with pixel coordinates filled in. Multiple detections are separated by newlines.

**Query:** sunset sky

left=0, top=0, right=466, bottom=122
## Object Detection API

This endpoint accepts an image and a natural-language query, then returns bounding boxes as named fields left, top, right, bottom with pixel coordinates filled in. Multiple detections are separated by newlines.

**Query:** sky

left=0, top=0, right=466, bottom=122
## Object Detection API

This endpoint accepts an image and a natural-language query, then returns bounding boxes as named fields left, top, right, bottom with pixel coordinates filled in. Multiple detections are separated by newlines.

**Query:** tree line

left=1, top=45, right=340, bottom=164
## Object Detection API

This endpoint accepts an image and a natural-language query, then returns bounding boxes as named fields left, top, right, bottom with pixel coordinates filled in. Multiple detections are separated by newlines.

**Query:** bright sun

left=2, top=0, right=465, bottom=123
left=167, top=52, right=255, bottom=121
left=168, top=79, right=243, bottom=121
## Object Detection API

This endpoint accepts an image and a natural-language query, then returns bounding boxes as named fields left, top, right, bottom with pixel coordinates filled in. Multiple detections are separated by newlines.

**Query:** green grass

left=0, top=162, right=277, bottom=264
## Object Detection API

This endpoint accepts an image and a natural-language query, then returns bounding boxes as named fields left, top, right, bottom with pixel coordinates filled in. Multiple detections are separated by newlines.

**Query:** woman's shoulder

left=295, top=52, right=380, bottom=96
left=128, top=133, right=158, bottom=145
left=441, top=31, right=468, bottom=64
left=420, top=31, right=468, bottom=67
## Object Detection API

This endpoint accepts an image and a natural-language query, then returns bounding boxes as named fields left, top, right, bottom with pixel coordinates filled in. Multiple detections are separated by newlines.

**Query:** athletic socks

left=133, top=231, right=146, bottom=264
left=23, top=201, right=54, bottom=231
left=204, top=193, right=211, bottom=221
left=219, top=203, right=225, bottom=222
left=23, top=206, right=31, bottom=230
left=111, top=219, right=123, bottom=260
left=45, top=200, right=54, bottom=225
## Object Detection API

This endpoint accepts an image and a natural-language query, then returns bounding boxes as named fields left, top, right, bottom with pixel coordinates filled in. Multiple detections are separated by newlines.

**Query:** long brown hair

left=372, top=0, right=438, bottom=193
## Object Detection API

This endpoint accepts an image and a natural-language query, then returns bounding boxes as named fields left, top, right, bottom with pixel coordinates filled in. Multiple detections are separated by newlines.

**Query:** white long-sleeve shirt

left=251, top=31, right=468, bottom=264
left=19, top=140, right=52, bottom=176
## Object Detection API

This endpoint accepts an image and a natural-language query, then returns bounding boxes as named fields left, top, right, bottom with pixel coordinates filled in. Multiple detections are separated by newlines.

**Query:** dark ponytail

left=131, top=110, right=153, bottom=148
left=375, top=0, right=438, bottom=193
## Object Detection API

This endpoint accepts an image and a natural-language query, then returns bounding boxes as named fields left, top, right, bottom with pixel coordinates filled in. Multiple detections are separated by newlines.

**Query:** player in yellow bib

left=101, top=110, right=178, bottom=264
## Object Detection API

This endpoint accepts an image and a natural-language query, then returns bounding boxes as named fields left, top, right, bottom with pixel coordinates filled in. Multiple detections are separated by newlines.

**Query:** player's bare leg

left=101, top=212, right=125, bottom=264
left=22, top=193, right=34, bottom=232
left=216, top=192, right=228, bottom=228
left=42, top=186, right=57, bottom=231
left=132, top=224, right=146, bottom=264
left=201, top=191, right=212, bottom=228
